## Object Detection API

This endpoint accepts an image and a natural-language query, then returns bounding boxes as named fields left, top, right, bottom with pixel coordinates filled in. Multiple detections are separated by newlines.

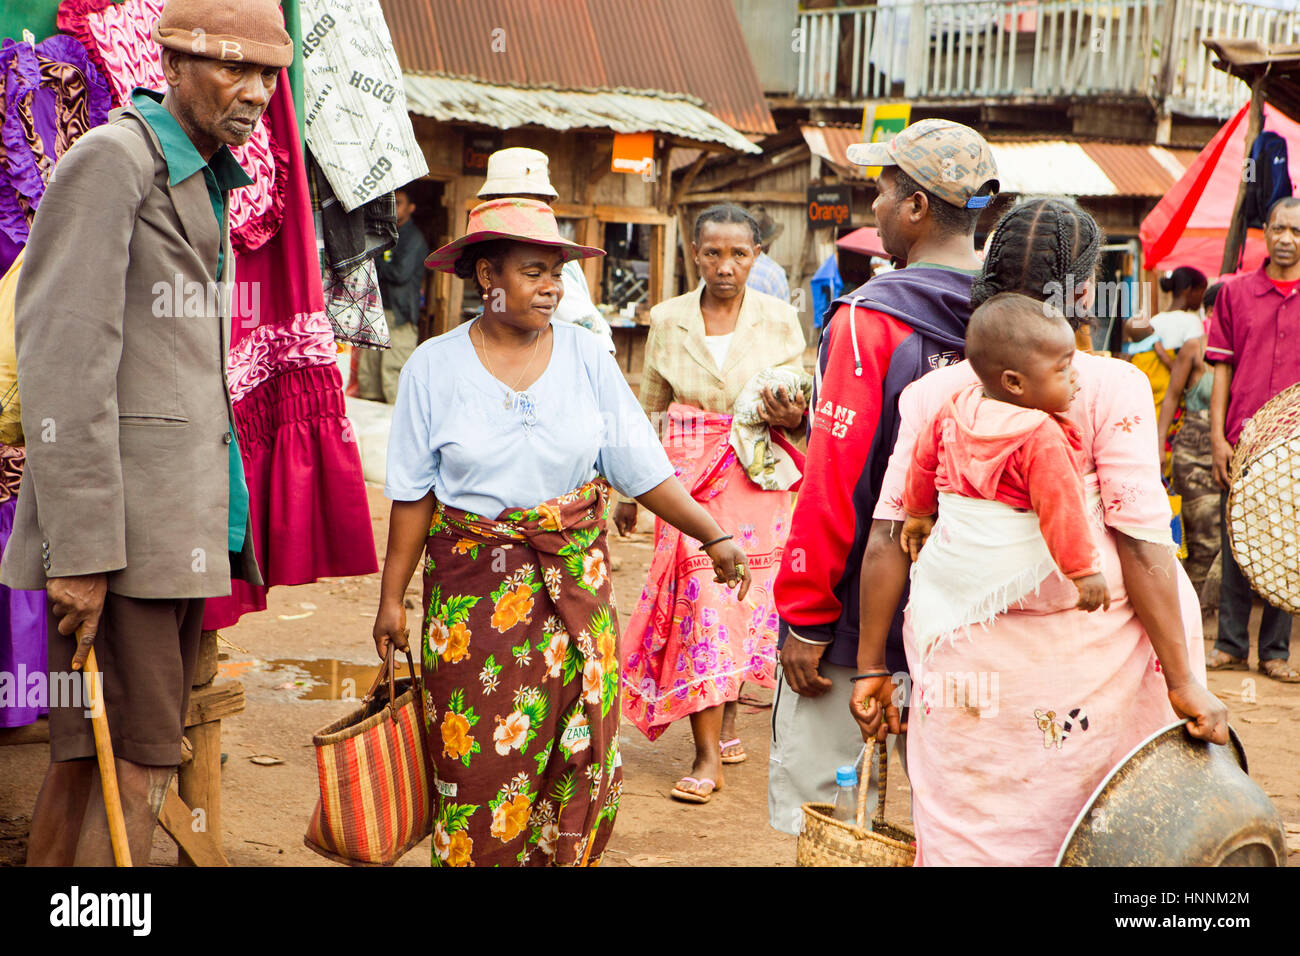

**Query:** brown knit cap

left=152, top=0, right=294, bottom=69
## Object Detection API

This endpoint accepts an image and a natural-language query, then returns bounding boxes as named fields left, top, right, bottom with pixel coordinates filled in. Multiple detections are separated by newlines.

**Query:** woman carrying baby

left=850, top=198, right=1227, bottom=866
left=899, top=293, right=1111, bottom=632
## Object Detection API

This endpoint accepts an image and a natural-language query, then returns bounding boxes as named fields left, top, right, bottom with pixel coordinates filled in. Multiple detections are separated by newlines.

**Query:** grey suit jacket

left=0, top=103, right=263, bottom=597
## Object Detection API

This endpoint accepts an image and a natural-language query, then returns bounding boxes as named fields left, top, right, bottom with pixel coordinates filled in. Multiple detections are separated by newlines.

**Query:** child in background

left=1123, top=266, right=1209, bottom=413
left=901, top=293, right=1108, bottom=657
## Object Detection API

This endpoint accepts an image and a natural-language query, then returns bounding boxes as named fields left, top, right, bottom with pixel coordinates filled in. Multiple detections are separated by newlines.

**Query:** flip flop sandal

left=670, top=777, right=718, bottom=804
left=1205, top=650, right=1248, bottom=671
left=719, top=737, right=747, bottom=765
left=1260, top=659, right=1300, bottom=683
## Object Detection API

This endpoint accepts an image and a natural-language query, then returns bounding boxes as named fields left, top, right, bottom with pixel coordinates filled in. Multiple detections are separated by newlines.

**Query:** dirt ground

left=2, top=483, right=1298, bottom=867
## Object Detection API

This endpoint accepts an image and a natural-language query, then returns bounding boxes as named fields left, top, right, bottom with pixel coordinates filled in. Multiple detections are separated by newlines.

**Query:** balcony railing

left=796, top=0, right=1300, bottom=118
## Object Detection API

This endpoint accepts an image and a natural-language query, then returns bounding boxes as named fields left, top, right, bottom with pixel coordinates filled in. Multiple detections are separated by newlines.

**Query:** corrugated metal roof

left=663, top=0, right=772, bottom=137
left=380, top=0, right=442, bottom=77
left=378, top=0, right=774, bottom=134
left=1079, top=143, right=1193, bottom=198
left=801, top=125, right=870, bottom=180
left=403, top=74, right=761, bottom=153
left=799, top=125, right=1194, bottom=197
left=993, top=141, right=1116, bottom=196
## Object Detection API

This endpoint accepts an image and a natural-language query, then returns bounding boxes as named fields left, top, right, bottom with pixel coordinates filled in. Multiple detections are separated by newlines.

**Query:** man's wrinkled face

left=171, top=54, right=278, bottom=148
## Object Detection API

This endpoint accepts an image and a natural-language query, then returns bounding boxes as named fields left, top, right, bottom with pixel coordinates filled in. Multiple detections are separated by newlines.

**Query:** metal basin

left=1056, top=721, right=1287, bottom=867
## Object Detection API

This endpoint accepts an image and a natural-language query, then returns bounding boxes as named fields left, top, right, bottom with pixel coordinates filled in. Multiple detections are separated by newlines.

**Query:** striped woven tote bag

left=305, top=647, right=433, bottom=865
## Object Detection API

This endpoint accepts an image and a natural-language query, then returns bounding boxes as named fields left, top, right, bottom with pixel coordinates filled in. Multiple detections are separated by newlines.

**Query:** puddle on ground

left=218, top=657, right=411, bottom=702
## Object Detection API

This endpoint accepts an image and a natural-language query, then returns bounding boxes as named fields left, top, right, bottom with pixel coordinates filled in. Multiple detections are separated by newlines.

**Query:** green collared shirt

left=131, top=88, right=252, bottom=555
left=908, top=260, right=983, bottom=276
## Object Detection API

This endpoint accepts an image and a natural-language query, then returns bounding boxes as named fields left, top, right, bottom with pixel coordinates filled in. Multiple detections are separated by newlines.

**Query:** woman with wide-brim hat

left=371, top=198, right=752, bottom=867
left=476, top=146, right=617, bottom=353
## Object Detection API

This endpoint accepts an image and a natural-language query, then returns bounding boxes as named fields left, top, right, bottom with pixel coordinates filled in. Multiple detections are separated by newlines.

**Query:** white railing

left=796, top=0, right=1298, bottom=117
left=798, top=3, right=901, bottom=101
left=1164, top=0, right=1300, bottom=116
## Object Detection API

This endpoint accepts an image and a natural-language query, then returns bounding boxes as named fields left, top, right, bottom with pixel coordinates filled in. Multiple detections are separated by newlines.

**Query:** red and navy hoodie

left=774, top=266, right=976, bottom=674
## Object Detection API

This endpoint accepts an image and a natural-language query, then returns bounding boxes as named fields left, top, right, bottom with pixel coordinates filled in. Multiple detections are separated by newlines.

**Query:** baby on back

left=902, top=292, right=1109, bottom=644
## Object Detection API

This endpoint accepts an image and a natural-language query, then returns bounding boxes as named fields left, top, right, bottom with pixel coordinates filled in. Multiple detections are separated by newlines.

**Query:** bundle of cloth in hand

left=729, top=367, right=812, bottom=491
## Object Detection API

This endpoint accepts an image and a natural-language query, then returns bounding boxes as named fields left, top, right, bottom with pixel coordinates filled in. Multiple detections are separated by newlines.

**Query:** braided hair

left=971, top=198, right=1102, bottom=329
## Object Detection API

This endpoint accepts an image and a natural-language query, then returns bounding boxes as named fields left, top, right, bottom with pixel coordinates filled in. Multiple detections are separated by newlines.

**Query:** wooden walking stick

left=82, top=640, right=133, bottom=867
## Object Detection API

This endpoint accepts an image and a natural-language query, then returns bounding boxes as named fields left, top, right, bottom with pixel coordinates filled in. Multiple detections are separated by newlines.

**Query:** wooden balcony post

left=904, top=0, right=927, bottom=98
left=1221, top=73, right=1267, bottom=276
left=1156, top=0, right=1183, bottom=101
left=797, top=12, right=808, bottom=99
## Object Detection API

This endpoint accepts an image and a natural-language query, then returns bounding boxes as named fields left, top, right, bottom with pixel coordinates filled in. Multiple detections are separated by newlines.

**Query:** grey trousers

left=768, top=660, right=908, bottom=835
left=357, top=315, right=417, bottom=404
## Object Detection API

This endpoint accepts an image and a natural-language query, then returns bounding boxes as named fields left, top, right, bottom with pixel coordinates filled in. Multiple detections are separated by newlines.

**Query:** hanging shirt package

left=298, top=0, right=428, bottom=212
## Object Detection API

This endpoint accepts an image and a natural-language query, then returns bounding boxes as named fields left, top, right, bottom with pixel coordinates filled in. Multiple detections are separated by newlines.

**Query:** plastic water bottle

left=830, top=765, right=858, bottom=823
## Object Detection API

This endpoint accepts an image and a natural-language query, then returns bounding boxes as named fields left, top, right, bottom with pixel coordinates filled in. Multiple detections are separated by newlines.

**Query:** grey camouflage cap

left=847, top=118, right=999, bottom=209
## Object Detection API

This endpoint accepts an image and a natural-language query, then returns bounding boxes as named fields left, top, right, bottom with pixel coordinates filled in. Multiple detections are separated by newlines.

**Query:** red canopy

left=1140, top=101, right=1300, bottom=279
left=837, top=226, right=887, bottom=258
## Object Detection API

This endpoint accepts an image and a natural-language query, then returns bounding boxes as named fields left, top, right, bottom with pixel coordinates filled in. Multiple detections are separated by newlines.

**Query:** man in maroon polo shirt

left=1205, top=197, right=1300, bottom=683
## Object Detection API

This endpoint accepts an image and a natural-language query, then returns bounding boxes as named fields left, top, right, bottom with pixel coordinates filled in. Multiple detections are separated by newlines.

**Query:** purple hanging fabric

left=0, top=449, right=47, bottom=728
left=0, top=35, right=106, bottom=724
left=0, top=40, right=40, bottom=271
left=0, top=33, right=109, bottom=273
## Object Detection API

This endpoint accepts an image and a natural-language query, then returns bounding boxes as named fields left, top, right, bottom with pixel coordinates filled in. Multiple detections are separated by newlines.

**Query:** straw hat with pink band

left=425, top=198, right=604, bottom=272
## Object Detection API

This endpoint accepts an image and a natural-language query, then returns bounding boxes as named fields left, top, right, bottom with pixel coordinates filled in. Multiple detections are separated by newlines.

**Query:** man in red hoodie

left=769, top=120, right=997, bottom=833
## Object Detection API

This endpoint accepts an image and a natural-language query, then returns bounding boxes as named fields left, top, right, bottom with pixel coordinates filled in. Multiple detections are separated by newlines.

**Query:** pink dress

left=874, top=351, right=1207, bottom=866
left=620, top=404, right=793, bottom=740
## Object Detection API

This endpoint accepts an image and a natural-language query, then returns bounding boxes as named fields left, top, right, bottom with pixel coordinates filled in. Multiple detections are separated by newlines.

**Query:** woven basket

left=303, top=648, right=433, bottom=866
left=1227, top=382, right=1300, bottom=615
left=796, top=737, right=916, bottom=867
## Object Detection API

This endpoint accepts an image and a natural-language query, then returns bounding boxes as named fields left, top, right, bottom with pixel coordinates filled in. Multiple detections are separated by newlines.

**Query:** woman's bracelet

left=850, top=671, right=894, bottom=682
left=697, top=533, right=733, bottom=551
left=789, top=632, right=831, bottom=647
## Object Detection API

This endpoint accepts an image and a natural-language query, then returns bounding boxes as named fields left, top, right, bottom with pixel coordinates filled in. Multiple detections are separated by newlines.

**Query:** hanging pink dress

left=209, top=79, right=377, bottom=627
left=874, top=351, right=1208, bottom=866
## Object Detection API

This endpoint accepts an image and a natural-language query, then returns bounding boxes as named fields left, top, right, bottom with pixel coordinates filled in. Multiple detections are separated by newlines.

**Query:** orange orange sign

left=611, top=132, right=655, bottom=175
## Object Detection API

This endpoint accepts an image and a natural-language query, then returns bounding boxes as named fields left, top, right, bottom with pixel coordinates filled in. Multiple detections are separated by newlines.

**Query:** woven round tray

left=1227, top=381, right=1300, bottom=615
left=795, top=738, right=916, bottom=867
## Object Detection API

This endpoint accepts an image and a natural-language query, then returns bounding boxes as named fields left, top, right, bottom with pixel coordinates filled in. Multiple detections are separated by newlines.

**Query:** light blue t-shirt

left=385, top=320, right=673, bottom=515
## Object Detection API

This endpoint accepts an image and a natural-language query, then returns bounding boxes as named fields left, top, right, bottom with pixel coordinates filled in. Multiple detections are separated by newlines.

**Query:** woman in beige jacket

left=616, top=205, right=808, bottom=803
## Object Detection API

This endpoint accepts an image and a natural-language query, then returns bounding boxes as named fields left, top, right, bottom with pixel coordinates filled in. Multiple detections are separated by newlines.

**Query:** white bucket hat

left=477, top=147, right=559, bottom=200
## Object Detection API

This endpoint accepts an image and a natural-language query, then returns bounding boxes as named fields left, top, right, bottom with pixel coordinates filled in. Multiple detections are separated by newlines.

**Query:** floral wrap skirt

left=421, top=479, right=622, bottom=867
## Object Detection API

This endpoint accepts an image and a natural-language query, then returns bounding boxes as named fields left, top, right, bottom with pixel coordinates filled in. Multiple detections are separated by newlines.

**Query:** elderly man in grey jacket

left=0, top=0, right=288, bottom=865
